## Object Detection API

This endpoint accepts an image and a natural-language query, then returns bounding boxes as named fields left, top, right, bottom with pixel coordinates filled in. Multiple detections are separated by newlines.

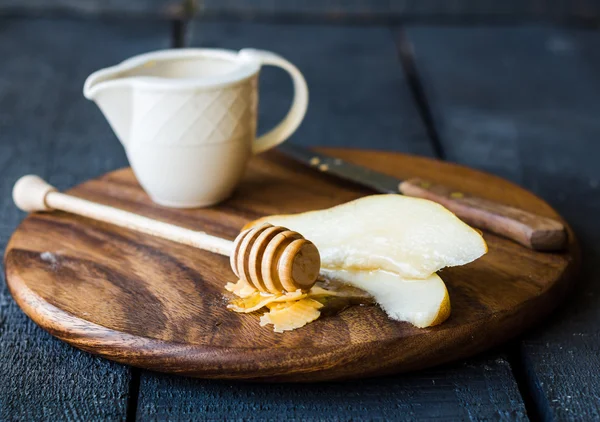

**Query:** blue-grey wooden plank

left=4, top=0, right=596, bottom=21
left=193, top=0, right=599, bottom=21
left=0, top=17, right=170, bottom=420
left=187, top=21, right=432, bottom=154
left=135, top=21, right=527, bottom=422
left=405, top=25, right=600, bottom=421
left=137, top=356, right=526, bottom=421
left=0, top=0, right=179, bottom=16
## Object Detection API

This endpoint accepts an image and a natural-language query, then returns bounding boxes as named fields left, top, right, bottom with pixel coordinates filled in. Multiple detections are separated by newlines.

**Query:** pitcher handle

left=239, top=49, right=309, bottom=154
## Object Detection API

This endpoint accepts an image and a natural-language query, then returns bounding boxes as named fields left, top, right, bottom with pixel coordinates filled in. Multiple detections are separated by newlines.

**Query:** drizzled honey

left=225, top=278, right=373, bottom=332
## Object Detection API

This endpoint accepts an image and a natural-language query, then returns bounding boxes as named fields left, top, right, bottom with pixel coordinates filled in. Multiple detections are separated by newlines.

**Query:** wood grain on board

left=0, top=17, right=528, bottom=420
left=2, top=13, right=592, bottom=421
left=405, top=25, right=600, bottom=420
left=132, top=21, right=528, bottom=420
left=0, top=17, right=170, bottom=420
left=5, top=148, right=579, bottom=382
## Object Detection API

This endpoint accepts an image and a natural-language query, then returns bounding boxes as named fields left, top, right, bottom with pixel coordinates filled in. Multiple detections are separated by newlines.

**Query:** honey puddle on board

left=225, top=278, right=374, bottom=333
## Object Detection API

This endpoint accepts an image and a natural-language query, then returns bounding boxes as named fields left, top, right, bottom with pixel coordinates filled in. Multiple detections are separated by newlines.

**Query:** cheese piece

left=247, top=194, right=487, bottom=279
left=259, top=298, right=323, bottom=333
left=227, top=289, right=305, bottom=313
left=225, top=279, right=256, bottom=298
left=323, top=269, right=450, bottom=328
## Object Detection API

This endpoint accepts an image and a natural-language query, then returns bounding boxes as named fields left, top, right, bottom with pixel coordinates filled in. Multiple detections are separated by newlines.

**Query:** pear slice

left=323, top=269, right=450, bottom=328
left=247, top=194, right=487, bottom=279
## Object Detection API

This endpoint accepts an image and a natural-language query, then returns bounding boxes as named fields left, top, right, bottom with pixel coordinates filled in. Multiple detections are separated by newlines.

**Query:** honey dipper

left=13, top=175, right=321, bottom=294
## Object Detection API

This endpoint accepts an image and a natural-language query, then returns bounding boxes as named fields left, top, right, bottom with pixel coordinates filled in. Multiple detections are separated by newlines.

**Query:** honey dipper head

left=230, top=223, right=321, bottom=294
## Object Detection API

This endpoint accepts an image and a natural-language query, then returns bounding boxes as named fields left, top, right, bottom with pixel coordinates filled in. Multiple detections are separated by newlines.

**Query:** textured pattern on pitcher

left=129, top=79, right=258, bottom=147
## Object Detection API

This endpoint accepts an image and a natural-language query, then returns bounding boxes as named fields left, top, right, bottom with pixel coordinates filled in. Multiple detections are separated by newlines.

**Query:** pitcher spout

left=84, top=48, right=265, bottom=151
left=84, top=66, right=132, bottom=147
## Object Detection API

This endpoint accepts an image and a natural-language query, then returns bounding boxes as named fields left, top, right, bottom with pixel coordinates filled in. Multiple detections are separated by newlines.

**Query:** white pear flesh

left=250, top=194, right=487, bottom=279
left=323, top=269, right=450, bottom=328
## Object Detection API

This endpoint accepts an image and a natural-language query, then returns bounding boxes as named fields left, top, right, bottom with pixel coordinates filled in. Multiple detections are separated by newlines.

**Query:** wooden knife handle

left=398, top=178, right=567, bottom=251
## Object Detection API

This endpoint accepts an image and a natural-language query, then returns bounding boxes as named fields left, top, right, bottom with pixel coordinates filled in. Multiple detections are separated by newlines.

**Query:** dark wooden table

left=1, top=1, right=599, bottom=420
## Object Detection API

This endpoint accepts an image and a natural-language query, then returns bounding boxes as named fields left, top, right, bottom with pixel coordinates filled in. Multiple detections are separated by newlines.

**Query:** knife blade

left=278, top=143, right=402, bottom=193
left=277, top=143, right=567, bottom=252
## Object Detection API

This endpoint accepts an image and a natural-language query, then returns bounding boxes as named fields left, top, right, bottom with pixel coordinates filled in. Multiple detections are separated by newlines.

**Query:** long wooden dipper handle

left=12, top=175, right=320, bottom=293
left=13, top=175, right=234, bottom=256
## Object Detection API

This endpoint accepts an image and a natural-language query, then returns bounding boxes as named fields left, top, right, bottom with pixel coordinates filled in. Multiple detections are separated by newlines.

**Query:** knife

left=277, top=143, right=567, bottom=251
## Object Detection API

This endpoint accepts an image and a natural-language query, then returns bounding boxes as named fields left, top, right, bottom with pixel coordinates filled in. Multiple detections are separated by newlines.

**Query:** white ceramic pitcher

left=84, top=48, right=308, bottom=208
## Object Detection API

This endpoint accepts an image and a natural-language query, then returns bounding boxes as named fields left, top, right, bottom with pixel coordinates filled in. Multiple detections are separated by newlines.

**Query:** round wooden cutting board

left=4, top=149, right=579, bottom=382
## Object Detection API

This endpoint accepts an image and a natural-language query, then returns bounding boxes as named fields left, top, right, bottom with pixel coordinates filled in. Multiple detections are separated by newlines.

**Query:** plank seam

left=171, top=17, right=187, bottom=48
left=507, top=343, right=543, bottom=422
left=397, top=26, right=555, bottom=421
left=393, top=27, right=446, bottom=159
left=126, top=14, right=187, bottom=419
left=126, top=368, right=141, bottom=422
